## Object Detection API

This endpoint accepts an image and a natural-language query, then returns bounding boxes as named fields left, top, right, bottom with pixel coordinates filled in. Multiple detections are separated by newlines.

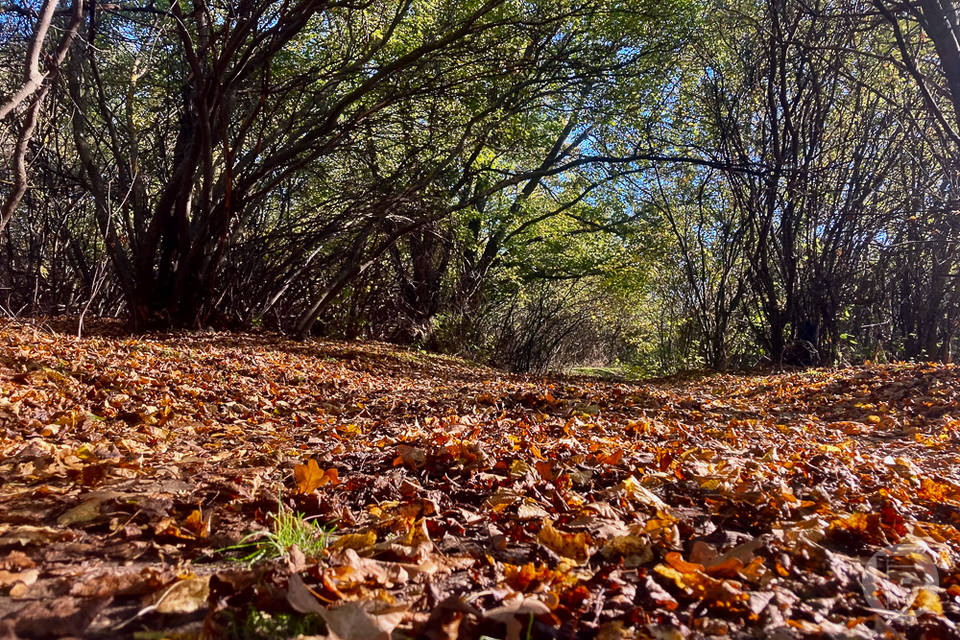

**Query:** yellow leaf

left=911, top=587, right=943, bottom=615
left=75, top=443, right=98, bottom=461
left=537, top=519, right=591, bottom=564
left=330, top=530, right=377, bottom=551
left=509, top=459, right=532, bottom=478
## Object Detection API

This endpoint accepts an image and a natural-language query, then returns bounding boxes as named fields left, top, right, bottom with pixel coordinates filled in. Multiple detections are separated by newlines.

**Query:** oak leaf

left=294, top=459, right=338, bottom=494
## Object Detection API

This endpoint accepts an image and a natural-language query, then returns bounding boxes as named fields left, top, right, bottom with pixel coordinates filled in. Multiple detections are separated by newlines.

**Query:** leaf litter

left=0, top=320, right=958, bottom=638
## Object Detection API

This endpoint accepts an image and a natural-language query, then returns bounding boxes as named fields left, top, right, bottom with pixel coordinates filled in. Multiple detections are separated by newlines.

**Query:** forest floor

left=0, top=320, right=959, bottom=640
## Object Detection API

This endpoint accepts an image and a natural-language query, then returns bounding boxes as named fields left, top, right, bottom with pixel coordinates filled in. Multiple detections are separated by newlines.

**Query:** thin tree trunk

left=0, top=0, right=84, bottom=234
left=0, top=0, right=58, bottom=121
left=0, top=89, right=45, bottom=231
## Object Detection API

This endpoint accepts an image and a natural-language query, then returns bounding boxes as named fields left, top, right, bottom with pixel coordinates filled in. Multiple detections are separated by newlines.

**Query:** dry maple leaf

left=294, top=458, right=339, bottom=493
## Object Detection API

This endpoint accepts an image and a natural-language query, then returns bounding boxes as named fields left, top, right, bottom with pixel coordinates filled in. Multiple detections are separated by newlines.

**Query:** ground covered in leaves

left=1, top=321, right=959, bottom=639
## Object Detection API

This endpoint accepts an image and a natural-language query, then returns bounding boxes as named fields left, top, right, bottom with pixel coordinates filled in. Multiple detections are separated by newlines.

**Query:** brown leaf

left=0, top=525, right=74, bottom=547
left=0, top=568, right=38, bottom=589
left=534, top=461, right=554, bottom=481
left=486, top=593, right=552, bottom=640
left=330, top=548, right=410, bottom=589
left=600, top=535, right=653, bottom=567
left=56, top=497, right=106, bottom=526
left=287, top=573, right=325, bottom=614
left=321, top=601, right=408, bottom=640
left=151, top=575, right=210, bottom=614
left=70, top=567, right=171, bottom=598
left=13, top=597, right=109, bottom=637
left=394, top=445, right=428, bottom=469
left=0, top=551, right=35, bottom=571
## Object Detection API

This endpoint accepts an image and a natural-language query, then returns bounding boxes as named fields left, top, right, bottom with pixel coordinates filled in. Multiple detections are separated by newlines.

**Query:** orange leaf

left=703, top=556, right=743, bottom=578
left=665, top=551, right=704, bottom=573
left=184, top=508, right=210, bottom=538
left=325, top=467, right=339, bottom=485
left=294, top=459, right=338, bottom=494
left=534, top=461, right=553, bottom=481
left=597, top=449, right=623, bottom=465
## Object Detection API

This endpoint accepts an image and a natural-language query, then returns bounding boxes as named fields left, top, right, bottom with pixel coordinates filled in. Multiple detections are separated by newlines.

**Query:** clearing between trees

left=0, top=321, right=958, bottom=639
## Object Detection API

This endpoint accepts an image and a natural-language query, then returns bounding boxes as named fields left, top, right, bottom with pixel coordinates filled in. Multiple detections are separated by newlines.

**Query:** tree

left=695, top=0, right=911, bottom=363
left=0, top=0, right=83, bottom=233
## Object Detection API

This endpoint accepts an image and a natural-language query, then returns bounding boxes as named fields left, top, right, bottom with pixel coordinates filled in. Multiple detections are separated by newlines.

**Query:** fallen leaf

left=486, top=593, right=552, bottom=640
left=600, top=535, right=653, bottom=566
left=151, top=575, right=210, bottom=614
left=183, top=508, right=211, bottom=538
left=0, top=568, right=38, bottom=588
left=395, top=445, right=427, bottom=469
left=287, top=573, right=324, bottom=614
left=294, top=459, right=338, bottom=494
left=619, top=476, right=668, bottom=510
left=0, top=551, right=35, bottom=570
left=0, top=525, right=74, bottom=546
left=57, top=497, right=106, bottom=526
left=13, top=597, right=109, bottom=637
left=321, top=601, right=408, bottom=640
left=911, top=587, right=943, bottom=615
left=330, top=529, right=377, bottom=551
left=538, top=519, right=592, bottom=563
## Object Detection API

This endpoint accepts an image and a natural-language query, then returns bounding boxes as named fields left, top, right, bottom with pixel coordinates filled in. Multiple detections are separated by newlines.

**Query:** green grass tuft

left=220, top=501, right=331, bottom=565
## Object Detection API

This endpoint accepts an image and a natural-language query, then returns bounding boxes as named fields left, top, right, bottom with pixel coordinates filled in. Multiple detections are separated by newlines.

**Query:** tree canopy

left=1, top=0, right=959, bottom=372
